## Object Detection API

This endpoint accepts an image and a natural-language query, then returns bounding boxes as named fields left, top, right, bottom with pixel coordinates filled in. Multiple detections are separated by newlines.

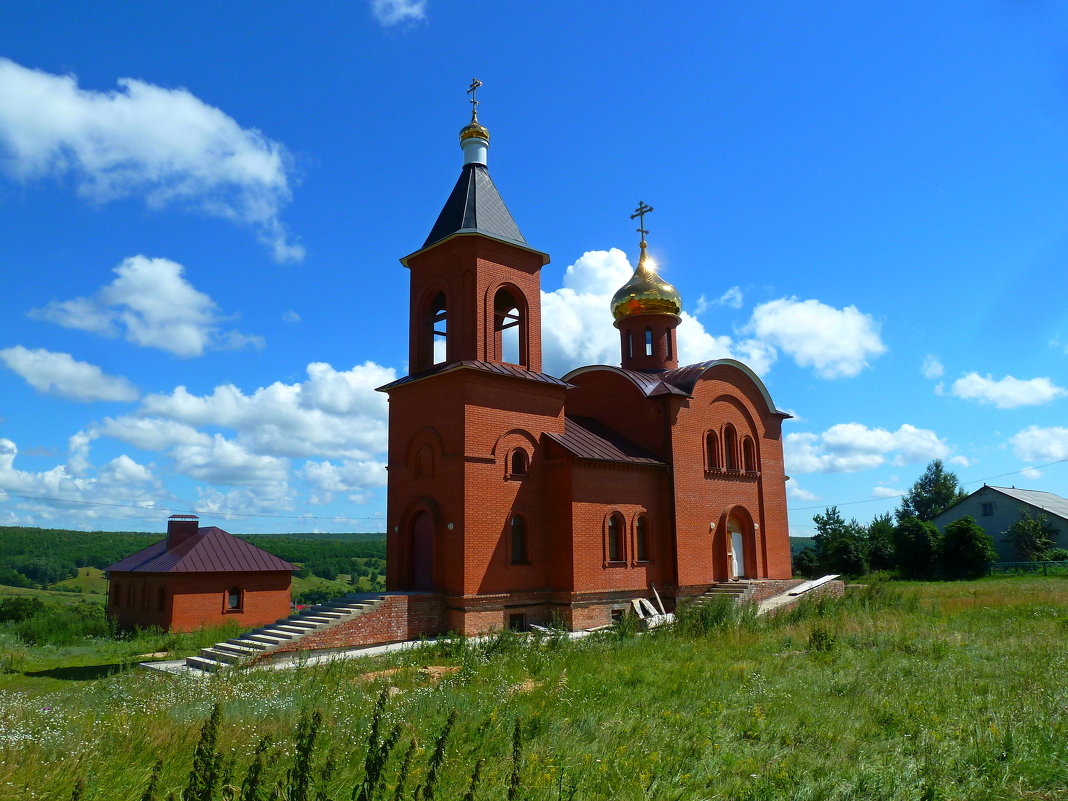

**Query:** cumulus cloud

left=0, top=346, right=138, bottom=402
left=30, top=255, right=263, bottom=357
left=948, top=455, right=973, bottom=468
left=787, top=483, right=818, bottom=502
left=745, top=298, right=886, bottom=378
left=1010, top=426, right=1068, bottom=462
left=1020, top=467, right=1043, bottom=480
left=282, top=310, right=301, bottom=323
left=785, top=423, right=950, bottom=474
left=540, top=249, right=774, bottom=376
left=717, top=286, right=744, bottom=309
left=921, top=355, right=944, bottom=380
left=0, top=58, right=301, bottom=261
left=949, top=372, right=1066, bottom=409
left=370, top=0, right=427, bottom=26
left=872, top=486, right=902, bottom=499
left=303, top=459, right=387, bottom=504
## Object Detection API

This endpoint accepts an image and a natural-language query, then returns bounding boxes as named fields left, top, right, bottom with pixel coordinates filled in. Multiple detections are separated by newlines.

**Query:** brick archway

left=714, top=505, right=757, bottom=581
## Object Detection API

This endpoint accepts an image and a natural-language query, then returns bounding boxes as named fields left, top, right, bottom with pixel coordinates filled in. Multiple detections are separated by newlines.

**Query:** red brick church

left=378, top=89, right=794, bottom=634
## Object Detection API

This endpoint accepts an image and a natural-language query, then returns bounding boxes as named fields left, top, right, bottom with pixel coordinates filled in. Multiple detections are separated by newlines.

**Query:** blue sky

left=1, top=1, right=1066, bottom=535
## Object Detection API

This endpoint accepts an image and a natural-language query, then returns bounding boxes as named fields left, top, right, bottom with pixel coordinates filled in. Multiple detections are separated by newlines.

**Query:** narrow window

left=742, top=437, right=756, bottom=473
left=706, top=431, right=720, bottom=471
left=227, top=587, right=242, bottom=611
left=644, top=327, right=654, bottom=356
left=627, top=330, right=633, bottom=359
left=608, top=514, right=624, bottom=562
left=981, top=502, right=994, bottom=517
left=157, top=587, right=165, bottom=613
left=724, top=426, right=737, bottom=471
left=510, top=515, right=528, bottom=564
left=430, top=292, right=447, bottom=365
left=665, top=330, right=672, bottom=359
left=636, top=516, right=650, bottom=562
left=510, top=449, right=529, bottom=477
left=494, top=288, right=523, bottom=365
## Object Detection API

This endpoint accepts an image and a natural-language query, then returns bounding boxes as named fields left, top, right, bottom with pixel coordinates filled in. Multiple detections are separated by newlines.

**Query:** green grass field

left=0, top=575, right=1065, bottom=800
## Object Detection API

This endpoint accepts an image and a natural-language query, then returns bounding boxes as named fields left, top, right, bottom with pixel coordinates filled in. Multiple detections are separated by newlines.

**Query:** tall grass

left=0, top=577, right=1066, bottom=800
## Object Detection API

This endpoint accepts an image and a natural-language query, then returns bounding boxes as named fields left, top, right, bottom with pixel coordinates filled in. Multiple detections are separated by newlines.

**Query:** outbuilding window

left=226, top=586, right=243, bottom=611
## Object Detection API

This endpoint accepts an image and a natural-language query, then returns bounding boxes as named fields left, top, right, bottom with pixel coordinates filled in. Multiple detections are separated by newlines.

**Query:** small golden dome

left=460, top=118, right=490, bottom=143
left=611, top=242, right=682, bottom=321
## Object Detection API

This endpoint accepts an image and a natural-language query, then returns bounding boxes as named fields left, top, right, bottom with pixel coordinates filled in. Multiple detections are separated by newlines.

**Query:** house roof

left=984, top=486, right=1068, bottom=523
left=377, top=359, right=572, bottom=393
left=544, top=415, right=665, bottom=467
left=422, top=163, right=527, bottom=249
left=106, top=526, right=297, bottom=574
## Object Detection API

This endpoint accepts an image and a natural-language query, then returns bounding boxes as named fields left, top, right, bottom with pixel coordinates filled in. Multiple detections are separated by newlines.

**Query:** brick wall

left=271, top=592, right=446, bottom=654
left=108, top=571, right=291, bottom=632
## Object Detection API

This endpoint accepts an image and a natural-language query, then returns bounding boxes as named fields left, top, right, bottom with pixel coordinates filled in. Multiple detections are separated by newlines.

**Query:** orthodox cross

left=467, top=78, right=483, bottom=120
left=630, top=201, right=654, bottom=244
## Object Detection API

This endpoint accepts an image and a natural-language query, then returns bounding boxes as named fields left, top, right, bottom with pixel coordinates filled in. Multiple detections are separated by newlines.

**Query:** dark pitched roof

left=544, top=415, right=665, bottom=467
left=422, top=163, right=526, bottom=249
left=377, top=360, right=572, bottom=393
left=106, top=527, right=296, bottom=574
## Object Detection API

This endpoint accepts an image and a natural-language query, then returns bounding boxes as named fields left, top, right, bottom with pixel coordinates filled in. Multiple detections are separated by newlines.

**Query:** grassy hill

left=0, top=576, right=1066, bottom=799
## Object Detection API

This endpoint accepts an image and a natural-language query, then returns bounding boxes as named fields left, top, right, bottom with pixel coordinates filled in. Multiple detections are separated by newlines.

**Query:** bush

left=1041, top=547, right=1068, bottom=562
left=0, top=595, right=45, bottom=623
left=7, top=600, right=114, bottom=646
left=940, top=516, right=997, bottom=578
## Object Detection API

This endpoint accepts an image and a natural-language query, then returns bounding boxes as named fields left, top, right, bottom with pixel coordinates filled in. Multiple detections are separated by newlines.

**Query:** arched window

left=510, top=448, right=529, bottom=477
left=724, top=426, right=738, bottom=471
left=607, top=513, right=624, bottom=562
left=706, top=431, right=720, bottom=471
left=414, top=445, right=434, bottom=479
left=510, top=515, right=528, bottom=564
left=644, top=327, right=654, bottom=356
left=627, top=330, right=634, bottom=359
left=636, top=516, right=651, bottom=562
left=227, top=587, right=242, bottom=611
left=429, top=292, right=447, bottom=365
left=742, top=437, right=756, bottom=473
left=157, top=587, right=166, bottom=612
left=494, top=288, right=523, bottom=365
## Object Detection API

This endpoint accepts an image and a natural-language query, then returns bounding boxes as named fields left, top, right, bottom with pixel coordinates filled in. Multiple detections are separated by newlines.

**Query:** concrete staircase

left=691, top=581, right=755, bottom=606
left=185, top=593, right=387, bottom=674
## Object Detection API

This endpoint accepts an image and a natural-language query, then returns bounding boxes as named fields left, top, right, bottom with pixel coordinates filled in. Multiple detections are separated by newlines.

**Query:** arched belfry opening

left=493, top=286, right=525, bottom=366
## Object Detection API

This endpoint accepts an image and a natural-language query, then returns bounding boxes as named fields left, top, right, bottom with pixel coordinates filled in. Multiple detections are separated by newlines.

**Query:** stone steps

left=185, top=593, right=387, bottom=674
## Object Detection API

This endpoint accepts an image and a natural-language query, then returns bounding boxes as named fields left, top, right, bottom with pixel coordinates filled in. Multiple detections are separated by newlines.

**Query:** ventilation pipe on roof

left=167, top=514, right=200, bottom=550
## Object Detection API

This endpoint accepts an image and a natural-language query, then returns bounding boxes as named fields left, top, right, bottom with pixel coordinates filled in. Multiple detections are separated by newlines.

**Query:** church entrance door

left=411, top=512, right=435, bottom=590
left=728, top=515, right=746, bottom=578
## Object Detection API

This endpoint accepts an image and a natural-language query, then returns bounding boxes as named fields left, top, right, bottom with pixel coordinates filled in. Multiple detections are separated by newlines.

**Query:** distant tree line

left=793, top=460, right=1001, bottom=580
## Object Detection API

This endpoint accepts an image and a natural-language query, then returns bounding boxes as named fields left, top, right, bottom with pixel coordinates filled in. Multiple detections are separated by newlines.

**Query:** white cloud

left=949, top=372, right=1066, bottom=409
left=540, top=249, right=774, bottom=376
left=172, top=435, right=289, bottom=486
left=785, top=423, right=950, bottom=474
left=282, top=310, right=301, bottom=323
left=97, top=416, right=209, bottom=452
left=370, top=0, right=427, bottom=26
left=30, top=255, right=263, bottom=357
left=1020, top=467, right=1043, bottom=480
left=0, top=58, right=301, bottom=261
left=948, top=455, right=973, bottom=467
left=921, top=355, right=944, bottom=380
left=0, top=346, right=138, bottom=402
left=787, top=483, right=818, bottom=502
left=1010, top=426, right=1068, bottom=462
left=872, top=486, right=902, bottom=499
left=302, top=459, right=387, bottom=504
left=195, top=484, right=295, bottom=518
left=746, top=298, right=886, bottom=378
left=717, top=286, right=744, bottom=309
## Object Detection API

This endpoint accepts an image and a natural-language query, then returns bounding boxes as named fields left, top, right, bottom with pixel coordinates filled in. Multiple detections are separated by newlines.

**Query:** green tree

left=792, top=546, right=820, bottom=579
left=895, top=460, right=968, bottom=523
left=893, top=517, right=942, bottom=578
left=812, top=506, right=868, bottom=575
left=865, top=513, right=896, bottom=571
left=1002, top=509, right=1058, bottom=561
left=940, top=516, right=997, bottom=578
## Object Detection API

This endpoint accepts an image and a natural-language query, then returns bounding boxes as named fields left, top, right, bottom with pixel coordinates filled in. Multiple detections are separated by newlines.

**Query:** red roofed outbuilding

left=105, top=515, right=296, bottom=632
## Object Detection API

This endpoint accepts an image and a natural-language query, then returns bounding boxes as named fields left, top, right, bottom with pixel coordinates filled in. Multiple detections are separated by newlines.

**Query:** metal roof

left=544, top=415, right=665, bottom=466
left=984, top=486, right=1068, bottom=522
left=422, top=163, right=526, bottom=249
left=377, top=359, right=572, bottom=392
left=106, top=526, right=297, bottom=574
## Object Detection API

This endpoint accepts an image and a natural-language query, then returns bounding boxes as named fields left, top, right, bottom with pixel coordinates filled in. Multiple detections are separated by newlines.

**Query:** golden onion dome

left=460, top=115, right=490, bottom=143
left=611, top=241, right=682, bottom=321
